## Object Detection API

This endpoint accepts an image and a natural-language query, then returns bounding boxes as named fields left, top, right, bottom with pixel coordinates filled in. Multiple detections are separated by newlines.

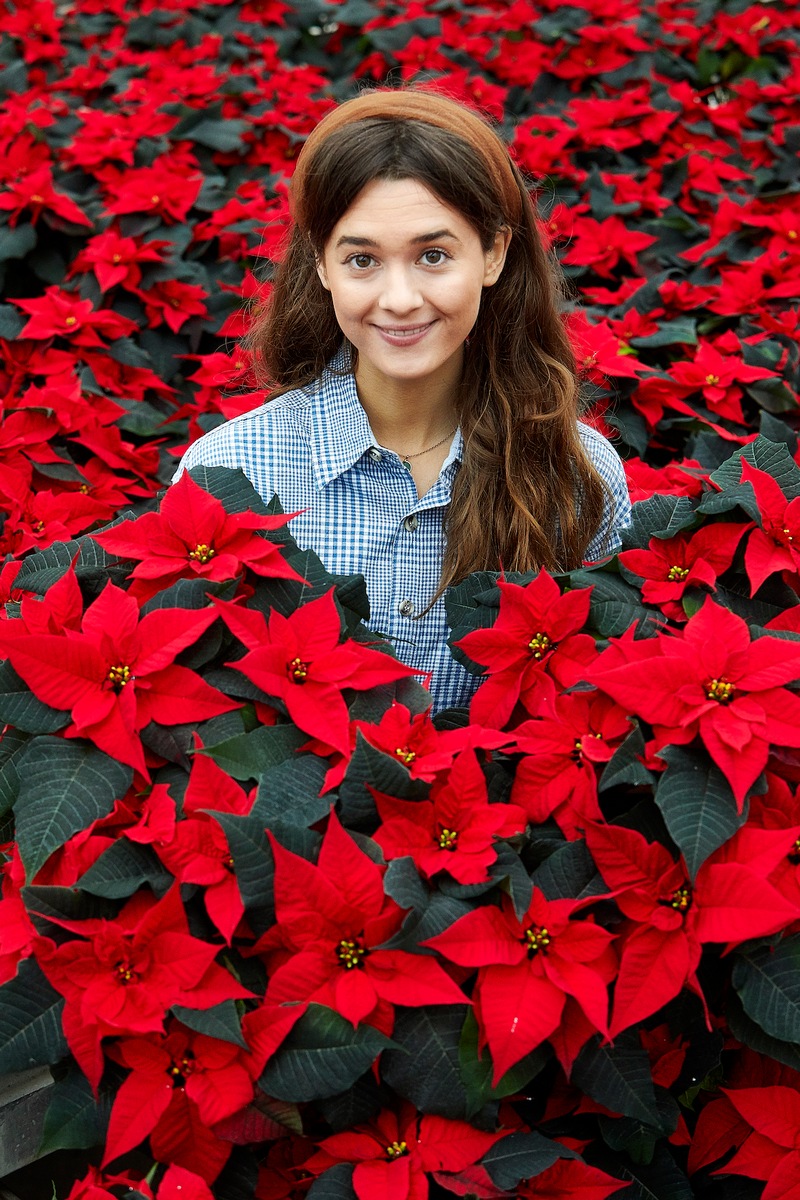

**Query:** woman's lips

left=374, top=321, right=435, bottom=347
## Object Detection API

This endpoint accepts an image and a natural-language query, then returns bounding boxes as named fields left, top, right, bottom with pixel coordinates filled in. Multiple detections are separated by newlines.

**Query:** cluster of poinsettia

left=1, top=0, right=800, bottom=1197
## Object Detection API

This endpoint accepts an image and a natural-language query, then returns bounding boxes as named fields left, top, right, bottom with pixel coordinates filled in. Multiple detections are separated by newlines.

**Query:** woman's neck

left=354, top=357, right=460, bottom=454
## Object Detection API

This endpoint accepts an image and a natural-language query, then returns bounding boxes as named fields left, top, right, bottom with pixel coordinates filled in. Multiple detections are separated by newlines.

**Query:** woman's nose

left=378, top=267, right=423, bottom=314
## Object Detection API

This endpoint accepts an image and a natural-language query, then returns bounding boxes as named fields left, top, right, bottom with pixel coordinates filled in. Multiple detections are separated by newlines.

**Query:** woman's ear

left=483, top=226, right=512, bottom=287
left=316, top=255, right=330, bottom=290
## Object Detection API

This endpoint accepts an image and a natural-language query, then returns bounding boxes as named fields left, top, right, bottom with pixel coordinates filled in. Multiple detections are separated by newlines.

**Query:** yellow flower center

left=783, top=527, right=794, bottom=543
left=789, top=837, right=800, bottom=864
left=337, top=939, right=367, bottom=970
left=438, top=828, right=458, bottom=850
left=706, top=677, right=735, bottom=703
left=288, top=657, right=309, bottom=683
left=115, top=961, right=137, bottom=983
left=523, top=925, right=551, bottom=957
left=188, top=542, right=215, bottom=563
left=666, top=884, right=692, bottom=912
left=30, top=193, right=45, bottom=203
left=395, top=746, right=416, bottom=765
left=668, top=565, right=689, bottom=580
left=108, top=664, right=132, bottom=690
left=705, top=373, right=720, bottom=385
left=386, top=1141, right=408, bottom=1159
left=151, top=194, right=160, bottom=204
left=528, top=632, right=551, bottom=659
left=64, top=316, right=77, bottom=326
left=112, top=253, right=122, bottom=263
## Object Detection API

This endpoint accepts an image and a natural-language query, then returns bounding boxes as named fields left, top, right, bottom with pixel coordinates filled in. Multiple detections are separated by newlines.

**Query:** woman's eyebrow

left=334, top=229, right=461, bottom=249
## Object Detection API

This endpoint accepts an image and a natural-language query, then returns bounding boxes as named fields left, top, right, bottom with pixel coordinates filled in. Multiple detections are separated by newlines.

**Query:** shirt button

left=398, top=599, right=415, bottom=617
left=403, top=514, right=418, bottom=532
left=368, top=448, right=382, bottom=462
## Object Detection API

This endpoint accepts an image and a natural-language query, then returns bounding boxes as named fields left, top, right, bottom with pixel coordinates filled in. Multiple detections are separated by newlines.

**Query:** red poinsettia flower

left=258, top=810, right=465, bottom=1034
left=425, top=890, right=616, bottom=1081
left=92, top=471, right=304, bottom=601
left=217, top=589, right=419, bottom=755
left=103, top=1022, right=258, bottom=1181
left=618, top=522, right=749, bottom=621
left=34, top=885, right=252, bottom=1089
left=455, top=572, right=597, bottom=729
left=516, top=1158, right=626, bottom=1200
left=561, top=214, right=658, bottom=278
left=590, top=596, right=800, bottom=806
left=372, top=748, right=527, bottom=884
left=0, top=573, right=237, bottom=776
left=738, top=460, right=800, bottom=594
left=306, top=1103, right=503, bottom=1200
left=511, top=690, right=631, bottom=839
left=0, top=162, right=92, bottom=228
left=584, top=821, right=799, bottom=1036
left=667, top=338, right=777, bottom=425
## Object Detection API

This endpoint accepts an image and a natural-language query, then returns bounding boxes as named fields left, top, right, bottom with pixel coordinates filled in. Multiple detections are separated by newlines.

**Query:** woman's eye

left=348, top=254, right=375, bottom=269
left=421, top=248, right=448, bottom=265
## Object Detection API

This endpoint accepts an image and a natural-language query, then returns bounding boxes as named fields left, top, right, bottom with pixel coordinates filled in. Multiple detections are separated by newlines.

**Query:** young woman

left=175, top=89, right=631, bottom=712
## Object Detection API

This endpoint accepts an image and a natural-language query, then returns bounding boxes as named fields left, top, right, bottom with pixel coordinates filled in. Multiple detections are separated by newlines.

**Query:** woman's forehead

left=327, top=178, right=474, bottom=247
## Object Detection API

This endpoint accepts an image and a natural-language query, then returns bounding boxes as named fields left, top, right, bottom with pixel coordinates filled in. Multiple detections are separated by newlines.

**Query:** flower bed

left=1, top=1, right=800, bottom=1198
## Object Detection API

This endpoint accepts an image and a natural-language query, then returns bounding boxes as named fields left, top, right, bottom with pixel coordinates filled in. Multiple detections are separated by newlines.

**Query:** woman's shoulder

left=576, top=421, right=627, bottom=486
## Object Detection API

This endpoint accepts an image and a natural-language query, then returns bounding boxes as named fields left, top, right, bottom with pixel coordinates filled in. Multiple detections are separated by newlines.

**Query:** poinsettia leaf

left=482, top=1130, right=572, bottom=1191
left=199, top=723, right=307, bottom=782
left=39, top=1060, right=119, bottom=1154
left=622, top=495, right=697, bottom=548
left=339, top=733, right=429, bottom=830
left=0, top=958, right=67, bottom=1073
left=259, top=1004, right=392, bottom=1103
left=208, top=811, right=273, bottom=913
left=710, top=436, right=800, bottom=500
left=445, top=572, right=503, bottom=673
left=725, top=989, right=800, bottom=1072
left=212, top=1149, right=261, bottom=1200
left=383, top=892, right=475, bottom=953
left=171, top=1001, right=248, bottom=1049
left=14, top=739, right=133, bottom=881
left=746, top=377, right=799, bottom=415
left=531, top=840, right=603, bottom=900
left=13, top=536, right=123, bottom=596
left=140, top=575, right=237, bottom=614
left=252, top=755, right=329, bottom=828
left=612, top=1142, right=693, bottom=1200
left=599, top=724, right=656, bottom=792
left=306, top=1164, right=356, bottom=1200
left=0, top=728, right=29, bottom=818
left=629, top=317, right=698, bottom=348
left=572, top=1032, right=663, bottom=1128
left=569, top=569, right=659, bottom=638
left=759, top=411, right=798, bottom=453
left=0, top=660, right=70, bottom=734
left=459, top=1009, right=549, bottom=1119
left=77, top=839, right=174, bottom=899
left=697, top=485, right=762, bottom=522
left=492, top=842, right=534, bottom=919
left=186, top=465, right=273, bottom=515
left=381, top=1005, right=469, bottom=1120
left=598, top=1088, right=680, bottom=1159
left=732, top=935, right=800, bottom=1044
left=655, top=745, right=747, bottom=879
left=383, top=856, right=430, bottom=912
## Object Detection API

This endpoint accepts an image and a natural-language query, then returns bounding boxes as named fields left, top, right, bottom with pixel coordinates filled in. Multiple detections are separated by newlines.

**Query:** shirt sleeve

left=578, top=422, right=631, bottom=560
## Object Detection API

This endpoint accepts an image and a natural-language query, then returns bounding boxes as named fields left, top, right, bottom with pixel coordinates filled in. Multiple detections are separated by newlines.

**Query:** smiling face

left=316, top=177, right=510, bottom=404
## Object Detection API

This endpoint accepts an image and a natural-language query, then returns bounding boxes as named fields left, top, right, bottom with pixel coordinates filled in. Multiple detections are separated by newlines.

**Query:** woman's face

left=317, top=177, right=510, bottom=400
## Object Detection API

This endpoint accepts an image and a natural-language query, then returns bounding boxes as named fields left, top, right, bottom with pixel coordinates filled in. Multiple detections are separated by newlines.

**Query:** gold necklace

left=396, top=427, right=458, bottom=470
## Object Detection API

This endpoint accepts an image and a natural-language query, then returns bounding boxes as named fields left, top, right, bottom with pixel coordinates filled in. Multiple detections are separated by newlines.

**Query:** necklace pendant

left=402, top=458, right=412, bottom=471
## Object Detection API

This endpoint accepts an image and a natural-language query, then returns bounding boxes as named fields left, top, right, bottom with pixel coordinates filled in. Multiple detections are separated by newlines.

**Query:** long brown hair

left=247, top=91, right=610, bottom=598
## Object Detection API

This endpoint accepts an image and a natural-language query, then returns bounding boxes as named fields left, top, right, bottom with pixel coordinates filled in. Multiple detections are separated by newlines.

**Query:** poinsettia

left=618, top=522, right=749, bottom=621
left=372, top=748, right=527, bottom=884
left=590, top=597, right=800, bottom=806
left=738, top=459, right=800, bottom=594
left=257, top=809, right=466, bottom=1034
left=217, top=589, right=420, bottom=755
left=0, top=573, right=237, bottom=776
left=455, top=572, right=597, bottom=729
left=306, top=1104, right=504, bottom=1200
left=92, top=470, right=304, bottom=601
left=584, top=821, right=799, bottom=1036
left=425, top=889, right=616, bottom=1081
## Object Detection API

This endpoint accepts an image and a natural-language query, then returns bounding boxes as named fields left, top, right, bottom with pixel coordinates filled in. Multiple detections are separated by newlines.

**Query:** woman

left=175, top=89, right=631, bottom=712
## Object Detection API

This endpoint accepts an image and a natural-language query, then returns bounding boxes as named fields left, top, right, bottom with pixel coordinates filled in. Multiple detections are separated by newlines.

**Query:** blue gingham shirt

left=175, top=350, right=631, bottom=712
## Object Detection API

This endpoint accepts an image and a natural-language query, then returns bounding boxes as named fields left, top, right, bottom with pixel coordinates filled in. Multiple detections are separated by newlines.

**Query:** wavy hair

left=247, top=97, right=610, bottom=600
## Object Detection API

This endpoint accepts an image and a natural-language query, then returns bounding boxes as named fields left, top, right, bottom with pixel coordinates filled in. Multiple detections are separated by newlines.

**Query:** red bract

left=352, top=701, right=510, bottom=781
left=516, top=1158, right=625, bottom=1200
left=584, top=821, right=798, bottom=1036
left=0, top=162, right=92, bottom=227
left=0, top=573, right=237, bottom=776
left=217, top=589, right=419, bottom=755
left=260, top=810, right=465, bottom=1031
left=739, top=460, right=800, bottom=593
left=425, top=890, right=616, bottom=1081
left=372, top=748, right=526, bottom=885
left=34, top=885, right=252, bottom=1089
left=668, top=340, right=777, bottom=425
left=92, top=471, right=304, bottom=601
left=561, top=215, right=658, bottom=278
left=711, top=1085, right=800, bottom=1196
left=511, top=691, right=630, bottom=839
left=455, top=573, right=597, bottom=728
left=618, top=523, right=749, bottom=621
left=590, top=596, right=800, bottom=806
left=306, top=1104, right=503, bottom=1200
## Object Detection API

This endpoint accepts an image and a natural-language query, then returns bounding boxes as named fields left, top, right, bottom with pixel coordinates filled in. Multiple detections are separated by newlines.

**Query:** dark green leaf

left=13, top=536, right=119, bottom=595
left=383, top=857, right=429, bottom=911
left=172, top=1001, right=248, bottom=1049
left=569, top=569, right=659, bottom=638
left=200, top=724, right=307, bottom=782
left=531, top=840, right=601, bottom=900
left=572, top=1033, right=662, bottom=1127
left=614, top=1143, right=693, bottom=1200
left=459, top=1009, right=549, bottom=1119
left=623, top=495, right=697, bottom=548
left=259, top=1004, right=391, bottom=1102
left=655, top=745, right=746, bottom=879
left=725, top=989, right=800, bottom=1071
left=733, top=936, right=800, bottom=1044
left=0, top=958, right=67, bottom=1073
left=306, top=1165, right=356, bottom=1200
left=39, top=1061, right=117, bottom=1154
left=0, top=222, right=36, bottom=262
left=710, top=436, right=800, bottom=500
left=482, top=1131, right=569, bottom=1191
left=209, top=811, right=273, bottom=912
left=0, top=660, right=70, bottom=734
left=253, top=755, right=329, bottom=827
left=382, top=1005, right=468, bottom=1119
left=78, top=839, right=173, bottom=899
left=339, top=733, right=428, bottom=830
left=186, top=466, right=273, bottom=515
left=15, top=740, right=133, bottom=880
